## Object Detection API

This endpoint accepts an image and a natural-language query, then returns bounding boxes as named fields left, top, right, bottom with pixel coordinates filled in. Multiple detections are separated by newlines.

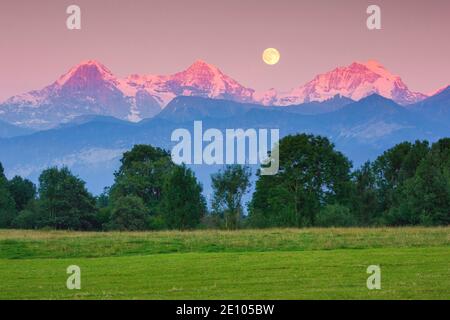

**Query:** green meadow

left=0, top=227, right=449, bottom=299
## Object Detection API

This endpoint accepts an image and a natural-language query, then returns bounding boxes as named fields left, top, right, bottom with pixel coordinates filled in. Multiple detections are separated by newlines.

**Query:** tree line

left=0, top=135, right=449, bottom=230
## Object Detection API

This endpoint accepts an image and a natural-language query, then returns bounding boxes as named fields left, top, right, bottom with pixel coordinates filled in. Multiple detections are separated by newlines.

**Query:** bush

left=108, top=196, right=149, bottom=231
left=147, top=215, right=166, bottom=230
left=12, top=209, right=39, bottom=229
left=316, top=205, right=356, bottom=227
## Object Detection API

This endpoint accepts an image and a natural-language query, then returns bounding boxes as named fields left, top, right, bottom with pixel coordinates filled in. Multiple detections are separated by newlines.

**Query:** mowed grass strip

left=0, top=247, right=448, bottom=299
left=0, top=227, right=449, bottom=259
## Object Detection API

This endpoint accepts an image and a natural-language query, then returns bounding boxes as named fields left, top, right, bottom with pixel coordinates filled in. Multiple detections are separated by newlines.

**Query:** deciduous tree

left=162, top=164, right=206, bottom=230
left=211, top=165, right=251, bottom=229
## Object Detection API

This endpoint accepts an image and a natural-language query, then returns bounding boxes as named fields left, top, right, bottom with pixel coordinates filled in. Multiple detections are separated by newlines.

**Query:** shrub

left=107, top=196, right=149, bottom=231
left=316, top=204, right=356, bottom=227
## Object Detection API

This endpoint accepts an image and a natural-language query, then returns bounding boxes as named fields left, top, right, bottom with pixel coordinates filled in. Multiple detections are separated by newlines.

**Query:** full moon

left=262, top=48, right=280, bottom=65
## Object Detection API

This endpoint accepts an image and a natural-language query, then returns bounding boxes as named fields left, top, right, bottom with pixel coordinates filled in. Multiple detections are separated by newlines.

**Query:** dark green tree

left=7, top=176, right=36, bottom=212
left=0, top=163, right=6, bottom=183
left=211, top=165, right=251, bottom=229
left=38, top=167, right=98, bottom=230
left=107, top=195, right=149, bottom=231
left=110, top=145, right=175, bottom=214
left=95, top=187, right=111, bottom=230
left=373, top=140, right=429, bottom=213
left=161, top=164, right=206, bottom=230
left=249, top=134, right=352, bottom=227
left=12, top=200, right=41, bottom=229
left=0, top=162, right=16, bottom=228
left=351, top=162, right=378, bottom=225
left=386, top=139, right=450, bottom=225
left=316, top=204, right=355, bottom=227
left=96, top=187, right=110, bottom=209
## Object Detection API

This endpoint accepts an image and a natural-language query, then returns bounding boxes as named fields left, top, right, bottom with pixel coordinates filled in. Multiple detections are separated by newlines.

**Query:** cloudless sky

left=0, top=0, right=449, bottom=101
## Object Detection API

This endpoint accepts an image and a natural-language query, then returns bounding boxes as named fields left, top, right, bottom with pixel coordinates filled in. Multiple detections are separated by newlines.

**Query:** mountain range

left=0, top=86, right=448, bottom=195
left=0, top=58, right=448, bottom=195
left=0, top=59, right=440, bottom=129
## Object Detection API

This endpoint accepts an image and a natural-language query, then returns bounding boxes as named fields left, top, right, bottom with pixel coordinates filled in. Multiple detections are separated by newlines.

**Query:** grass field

left=0, top=227, right=449, bottom=299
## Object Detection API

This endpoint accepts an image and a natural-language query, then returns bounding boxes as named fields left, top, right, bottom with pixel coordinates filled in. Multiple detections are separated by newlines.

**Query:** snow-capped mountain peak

left=184, top=59, right=221, bottom=74
left=359, top=59, right=393, bottom=78
left=4, top=60, right=120, bottom=108
left=167, top=60, right=255, bottom=101
left=0, top=59, right=443, bottom=129
left=56, top=60, right=118, bottom=87
left=170, top=59, right=230, bottom=92
left=0, top=59, right=256, bottom=128
left=120, top=59, right=255, bottom=106
left=275, top=60, right=427, bottom=106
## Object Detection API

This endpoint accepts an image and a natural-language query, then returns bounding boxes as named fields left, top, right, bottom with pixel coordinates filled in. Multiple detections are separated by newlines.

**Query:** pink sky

left=0, top=0, right=449, bottom=101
